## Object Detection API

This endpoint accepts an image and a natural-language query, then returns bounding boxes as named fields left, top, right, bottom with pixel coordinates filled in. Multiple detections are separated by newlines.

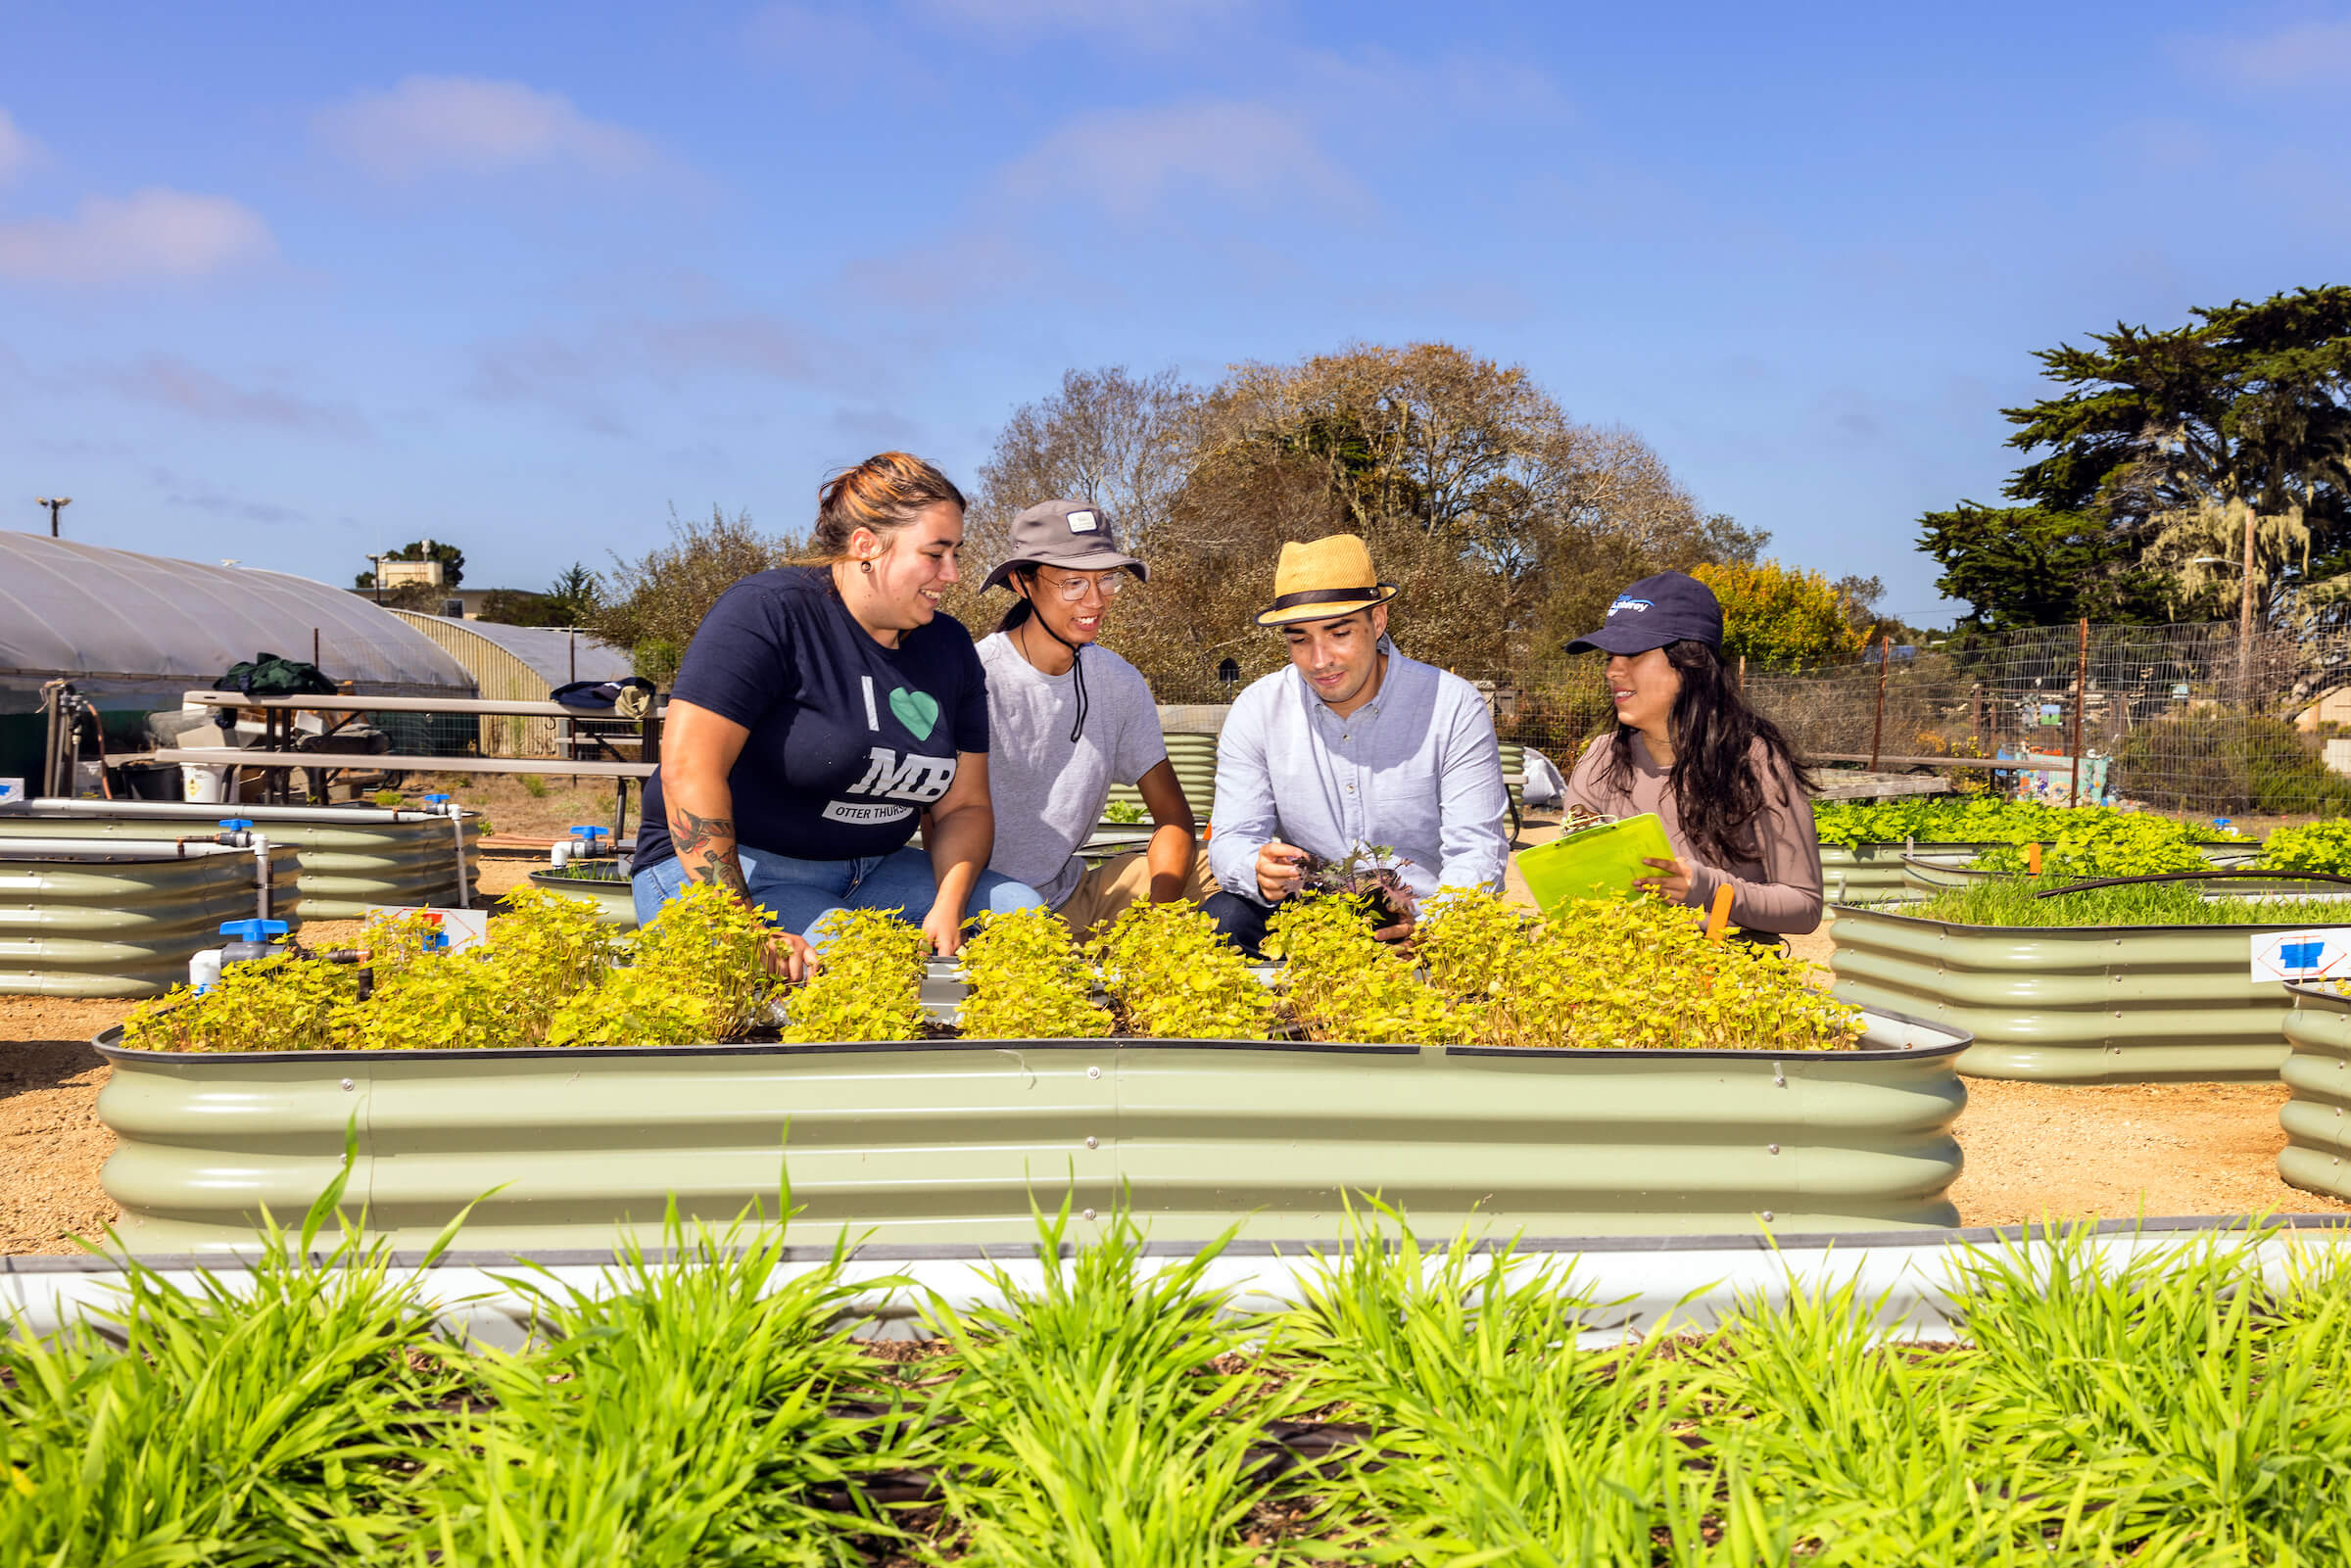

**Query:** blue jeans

left=631, top=843, right=1044, bottom=947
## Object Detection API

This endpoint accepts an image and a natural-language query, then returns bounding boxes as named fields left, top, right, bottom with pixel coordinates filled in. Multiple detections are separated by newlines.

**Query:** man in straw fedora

left=1204, top=533, right=1510, bottom=953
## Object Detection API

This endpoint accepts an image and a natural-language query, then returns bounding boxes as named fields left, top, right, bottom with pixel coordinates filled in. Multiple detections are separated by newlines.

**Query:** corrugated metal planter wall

left=2280, top=984, right=2351, bottom=1201
left=0, top=812, right=478, bottom=918
left=2, top=854, right=303, bottom=997
left=93, top=1009, right=1968, bottom=1254
left=1821, top=842, right=1992, bottom=905
left=1831, top=903, right=2303, bottom=1082
left=528, top=867, right=636, bottom=927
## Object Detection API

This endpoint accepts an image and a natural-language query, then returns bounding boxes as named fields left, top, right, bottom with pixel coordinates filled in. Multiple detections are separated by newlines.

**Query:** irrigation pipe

left=2, top=833, right=278, bottom=919
left=7, top=1215, right=2347, bottom=1352
left=2034, top=869, right=2351, bottom=897
left=6, top=797, right=453, bottom=826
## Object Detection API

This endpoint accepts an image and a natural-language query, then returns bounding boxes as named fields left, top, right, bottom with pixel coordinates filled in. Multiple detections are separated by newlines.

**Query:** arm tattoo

left=687, top=856, right=751, bottom=900
left=671, top=806, right=736, bottom=857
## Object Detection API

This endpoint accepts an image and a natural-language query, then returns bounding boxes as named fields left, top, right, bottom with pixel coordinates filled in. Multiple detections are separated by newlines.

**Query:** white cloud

left=109, top=356, right=367, bottom=438
left=0, top=189, right=273, bottom=283
left=2194, top=18, right=2351, bottom=88
left=914, top=0, right=1256, bottom=44
left=0, top=108, right=41, bottom=184
left=313, top=76, right=659, bottom=179
left=466, top=312, right=850, bottom=434
left=999, top=99, right=1353, bottom=220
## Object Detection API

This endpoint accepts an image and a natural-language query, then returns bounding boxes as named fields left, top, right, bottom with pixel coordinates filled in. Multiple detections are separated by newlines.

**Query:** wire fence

left=1459, top=622, right=2351, bottom=822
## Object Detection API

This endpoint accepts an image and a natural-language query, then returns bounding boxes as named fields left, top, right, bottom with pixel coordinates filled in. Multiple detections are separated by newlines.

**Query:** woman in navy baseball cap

left=1561, top=571, right=1825, bottom=940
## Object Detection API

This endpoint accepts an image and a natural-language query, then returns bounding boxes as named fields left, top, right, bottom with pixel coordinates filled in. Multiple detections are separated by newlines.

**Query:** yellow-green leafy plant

left=1483, top=895, right=1863, bottom=1051
left=1089, top=898, right=1276, bottom=1041
left=549, top=882, right=782, bottom=1048
left=1971, top=813, right=2211, bottom=879
left=1415, top=886, right=1533, bottom=1001
left=955, top=906, right=1112, bottom=1040
left=120, top=954, right=360, bottom=1055
left=350, top=947, right=519, bottom=1053
left=777, top=907, right=929, bottom=1045
left=356, top=887, right=620, bottom=1052
left=1264, top=893, right=1463, bottom=1045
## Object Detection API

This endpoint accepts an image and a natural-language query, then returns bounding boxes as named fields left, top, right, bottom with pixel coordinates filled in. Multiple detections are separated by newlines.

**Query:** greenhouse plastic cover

left=0, top=535, right=477, bottom=712
left=413, top=614, right=635, bottom=689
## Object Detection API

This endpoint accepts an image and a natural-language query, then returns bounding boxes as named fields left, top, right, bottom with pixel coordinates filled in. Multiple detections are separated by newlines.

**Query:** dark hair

left=810, top=452, right=966, bottom=563
left=1604, top=640, right=1814, bottom=867
left=996, top=566, right=1039, bottom=634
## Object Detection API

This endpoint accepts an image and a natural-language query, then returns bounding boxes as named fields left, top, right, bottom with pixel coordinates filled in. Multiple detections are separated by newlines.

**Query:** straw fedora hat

left=1255, top=534, right=1400, bottom=628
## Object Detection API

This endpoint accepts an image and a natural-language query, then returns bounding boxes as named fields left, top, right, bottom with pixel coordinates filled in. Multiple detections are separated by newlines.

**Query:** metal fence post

left=2069, top=617, right=2087, bottom=806
left=1868, top=636, right=1890, bottom=771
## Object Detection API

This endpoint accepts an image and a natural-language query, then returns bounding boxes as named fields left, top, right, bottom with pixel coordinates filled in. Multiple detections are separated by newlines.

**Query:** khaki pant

left=1055, top=845, right=1220, bottom=937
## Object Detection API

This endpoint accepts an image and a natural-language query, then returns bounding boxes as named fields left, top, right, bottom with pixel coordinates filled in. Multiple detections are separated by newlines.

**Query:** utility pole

left=34, top=497, right=70, bottom=537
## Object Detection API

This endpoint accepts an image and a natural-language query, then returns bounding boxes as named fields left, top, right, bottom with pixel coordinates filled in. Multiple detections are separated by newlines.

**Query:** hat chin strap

left=1019, top=601, right=1090, bottom=743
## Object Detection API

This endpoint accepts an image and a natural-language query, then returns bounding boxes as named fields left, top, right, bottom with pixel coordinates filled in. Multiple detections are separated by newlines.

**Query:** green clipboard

left=1515, top=813, right=1677, bottom=916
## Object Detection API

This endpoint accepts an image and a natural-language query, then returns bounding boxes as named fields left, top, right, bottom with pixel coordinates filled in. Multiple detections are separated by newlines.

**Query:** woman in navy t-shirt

left=633, top=452, right=1044, bottom=976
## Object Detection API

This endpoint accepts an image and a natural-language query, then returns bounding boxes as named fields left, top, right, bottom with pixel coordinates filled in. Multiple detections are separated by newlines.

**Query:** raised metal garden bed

left=1900, top=844, right=2275, bottom=899
left=92, top=1007, right=1968, bottom=1254
left=527, top=864, right=637, bottom=927
left=2279, top=983, right=2351, bottom=1202
left=1, top=853, right=304, bottom=997
left=1830, top=902, right=2318, bottom=1082
left=0, top=808, right=480, bottom=918
left=1821, top=842, right=1997, bottom=905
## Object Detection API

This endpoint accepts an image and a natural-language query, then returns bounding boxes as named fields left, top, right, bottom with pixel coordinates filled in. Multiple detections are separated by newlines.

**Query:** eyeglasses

left=1039, top=572, right=1126, bottom=601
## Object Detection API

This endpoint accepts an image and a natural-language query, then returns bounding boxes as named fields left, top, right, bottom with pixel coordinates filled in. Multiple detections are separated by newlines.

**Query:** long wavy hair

left=1603, top=640, right=1814, bottom=866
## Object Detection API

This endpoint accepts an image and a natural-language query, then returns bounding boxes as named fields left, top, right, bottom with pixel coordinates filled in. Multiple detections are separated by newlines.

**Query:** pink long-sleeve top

left=1562, top=733, right=1824, bottom=935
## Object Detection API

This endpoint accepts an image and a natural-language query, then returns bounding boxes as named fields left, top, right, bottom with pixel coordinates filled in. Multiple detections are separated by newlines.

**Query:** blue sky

left=3, top=1, right=2346, bottom=626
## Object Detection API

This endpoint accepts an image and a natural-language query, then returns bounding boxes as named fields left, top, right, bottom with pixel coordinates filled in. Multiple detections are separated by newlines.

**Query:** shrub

left=2114, top=713, right=2351, bottom=816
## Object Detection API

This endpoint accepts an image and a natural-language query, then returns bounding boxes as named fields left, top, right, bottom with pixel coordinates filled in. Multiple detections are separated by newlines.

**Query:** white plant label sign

left=364, top=905, right=491, bottom=954
left=2249, top=928, right=2351, bottom=983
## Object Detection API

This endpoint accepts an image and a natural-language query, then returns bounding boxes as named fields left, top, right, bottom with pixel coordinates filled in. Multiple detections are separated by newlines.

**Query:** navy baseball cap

left=1565, top=572, right=1723, bottom=655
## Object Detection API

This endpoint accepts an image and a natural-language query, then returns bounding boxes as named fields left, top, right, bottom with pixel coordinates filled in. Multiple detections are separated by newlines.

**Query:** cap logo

left=1067, top=509, right=1098, bottom=533
left=1608, top=595, right=1653, bottom=616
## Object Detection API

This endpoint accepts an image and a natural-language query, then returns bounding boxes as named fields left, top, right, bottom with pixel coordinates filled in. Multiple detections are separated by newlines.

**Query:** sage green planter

left=1821, top=842, right=1997, bottom=905
left=0, top=810, right=480, bottom=918
left=527, top=865, right=636, bottom=928
left=1, top=853, right=303, bottom=997
left=1901, top=843, right=2276, bottom=899
left=92, top=1008, right=1968, bottom=1254
left=1831, top=903, right=2315, bottom=1082
left=2279, top=984, right=2351, bottom=1201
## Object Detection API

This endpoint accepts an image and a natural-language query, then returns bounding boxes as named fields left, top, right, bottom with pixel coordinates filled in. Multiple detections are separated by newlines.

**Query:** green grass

left=14, top=1177, right=2351, bottom=1564
left=1910, top=877, right=2351, bottom=927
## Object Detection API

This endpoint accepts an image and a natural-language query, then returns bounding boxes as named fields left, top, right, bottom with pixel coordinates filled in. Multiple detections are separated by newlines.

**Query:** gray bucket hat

left=980, top=499, right=1148, bottom=592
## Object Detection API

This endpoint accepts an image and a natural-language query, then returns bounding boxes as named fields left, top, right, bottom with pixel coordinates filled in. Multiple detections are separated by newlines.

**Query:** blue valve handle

left=569, top=825, right=607, bottom=840
left=422, top=793, right=453, bottom=804
left=218, top=818, right=254, bottom=832
left=218, top=919, right=291, bottom=941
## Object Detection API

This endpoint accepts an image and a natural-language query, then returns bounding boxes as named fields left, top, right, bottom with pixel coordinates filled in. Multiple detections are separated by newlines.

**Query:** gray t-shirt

left=978, top=632, right=1168, bottom=909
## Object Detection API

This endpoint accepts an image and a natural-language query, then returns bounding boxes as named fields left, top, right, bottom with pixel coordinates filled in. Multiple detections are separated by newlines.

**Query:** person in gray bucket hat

left=976, top=499, right=1213, bottom=934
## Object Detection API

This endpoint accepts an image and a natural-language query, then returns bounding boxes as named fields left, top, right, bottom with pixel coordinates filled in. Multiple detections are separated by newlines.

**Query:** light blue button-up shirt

left=1208, top=642, right=1511, bottom=905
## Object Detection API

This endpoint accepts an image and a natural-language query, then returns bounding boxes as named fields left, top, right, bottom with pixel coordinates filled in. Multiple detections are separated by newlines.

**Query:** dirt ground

left=5, top=816, right=2344, bottom=1255
left=384, top=770, right=642, bottom=846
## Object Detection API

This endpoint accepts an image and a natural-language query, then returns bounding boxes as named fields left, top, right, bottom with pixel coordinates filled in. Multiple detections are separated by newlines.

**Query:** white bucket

left=182, top=764, right=228, bottom=804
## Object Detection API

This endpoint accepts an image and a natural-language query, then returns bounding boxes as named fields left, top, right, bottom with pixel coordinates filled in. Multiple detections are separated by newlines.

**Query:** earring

left=860, top=559, right=873, bottom=575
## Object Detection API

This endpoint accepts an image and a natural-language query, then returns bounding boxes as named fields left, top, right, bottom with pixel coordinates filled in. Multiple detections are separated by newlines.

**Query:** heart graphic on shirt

left=888, top=687, right=940, bottom=739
